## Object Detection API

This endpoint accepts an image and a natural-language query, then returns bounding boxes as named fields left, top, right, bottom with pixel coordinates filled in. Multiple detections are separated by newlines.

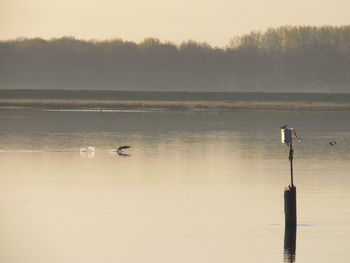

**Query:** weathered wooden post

left=281, top=126, right=301, bottom=226
left=281, top=126, right=300, bottom=262
left=284, top=140, right=297, bottom=226
left=284, top=184, right=297, bottom=226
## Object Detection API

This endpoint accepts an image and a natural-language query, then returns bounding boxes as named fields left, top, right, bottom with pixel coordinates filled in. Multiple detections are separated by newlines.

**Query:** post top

left=281, top=126, right=302, bottom=144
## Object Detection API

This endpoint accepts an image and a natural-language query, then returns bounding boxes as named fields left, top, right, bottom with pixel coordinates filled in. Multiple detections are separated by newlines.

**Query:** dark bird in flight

left=117, top=145, right=131, bottom=155
left=280, top=124, right=287, bottom=129
left=329, top=140, right=338, bottom=147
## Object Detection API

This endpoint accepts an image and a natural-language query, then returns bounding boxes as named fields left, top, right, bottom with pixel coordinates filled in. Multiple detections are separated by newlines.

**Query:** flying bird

left=117, top=145, right=131, bottom=155
left=329, top=140, right=338, bottom=147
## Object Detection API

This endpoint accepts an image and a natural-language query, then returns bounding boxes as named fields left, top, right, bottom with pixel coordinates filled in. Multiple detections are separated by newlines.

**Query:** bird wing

left=117, top=146, right=131, bottom=151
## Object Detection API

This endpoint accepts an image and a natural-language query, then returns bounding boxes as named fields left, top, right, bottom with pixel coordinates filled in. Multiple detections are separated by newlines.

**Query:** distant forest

left=1, top=26, right=350, bottom=93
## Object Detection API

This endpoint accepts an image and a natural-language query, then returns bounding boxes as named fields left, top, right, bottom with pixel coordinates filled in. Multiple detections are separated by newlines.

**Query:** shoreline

left=1, top=99, right=350, bottom=111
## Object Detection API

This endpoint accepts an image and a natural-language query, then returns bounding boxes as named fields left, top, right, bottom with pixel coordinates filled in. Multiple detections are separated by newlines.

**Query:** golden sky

left=1, top=0, right=350, bottom=46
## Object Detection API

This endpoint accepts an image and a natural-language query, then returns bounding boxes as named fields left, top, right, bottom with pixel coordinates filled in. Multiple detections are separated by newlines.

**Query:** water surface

left=1, top=109, right=350, bottom=263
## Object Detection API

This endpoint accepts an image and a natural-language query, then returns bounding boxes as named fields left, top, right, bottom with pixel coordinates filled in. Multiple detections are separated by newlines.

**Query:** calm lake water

left=0, top=108, right=350, bottom=263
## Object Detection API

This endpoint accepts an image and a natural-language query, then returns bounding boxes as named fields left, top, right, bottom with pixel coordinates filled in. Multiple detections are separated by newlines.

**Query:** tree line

left=1, top=26, right=349, bottom=93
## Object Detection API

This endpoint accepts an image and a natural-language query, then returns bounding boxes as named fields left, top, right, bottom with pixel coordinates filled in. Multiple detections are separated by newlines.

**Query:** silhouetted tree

left=0, top=26, right=349, bottom=92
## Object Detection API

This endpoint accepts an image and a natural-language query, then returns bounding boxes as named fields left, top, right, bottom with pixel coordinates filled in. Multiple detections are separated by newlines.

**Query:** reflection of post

left=284, top=225, right=297, bottom=263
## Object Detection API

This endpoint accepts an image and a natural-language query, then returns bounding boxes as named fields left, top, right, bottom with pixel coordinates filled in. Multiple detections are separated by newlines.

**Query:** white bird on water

left=80, top=146, right=95, bottom=152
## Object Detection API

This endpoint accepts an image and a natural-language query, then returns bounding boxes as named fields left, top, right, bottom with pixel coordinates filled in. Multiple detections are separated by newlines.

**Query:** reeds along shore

left=1, top=99, right=350, bottom=111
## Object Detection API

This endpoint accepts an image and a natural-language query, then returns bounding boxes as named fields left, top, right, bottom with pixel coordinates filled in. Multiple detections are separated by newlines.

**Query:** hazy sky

left=1, top=0, right=350, bottom=46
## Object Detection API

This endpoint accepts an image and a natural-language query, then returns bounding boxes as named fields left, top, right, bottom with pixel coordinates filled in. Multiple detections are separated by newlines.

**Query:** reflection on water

left=0, top=109, right=350, bottom=263
left=79, top=150, right=95, bottom=159
left=117, top=152, right=130, bottom=157
left=284, top=226, right=297, bottom=262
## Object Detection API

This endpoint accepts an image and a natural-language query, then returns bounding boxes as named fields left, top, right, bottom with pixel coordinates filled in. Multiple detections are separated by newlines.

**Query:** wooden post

left=284, top=185, right=297, bottom=226
left=285, top=142, right=296, bottom=226
left=282, top=128, right=298, bottom=262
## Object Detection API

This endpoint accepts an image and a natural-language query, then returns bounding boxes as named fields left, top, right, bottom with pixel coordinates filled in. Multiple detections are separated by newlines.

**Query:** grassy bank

left=1, top=90, right=350, bottom=111
left=1, top=89, right=350, bottom=103
left=1, top=99, right=350, bottom=111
